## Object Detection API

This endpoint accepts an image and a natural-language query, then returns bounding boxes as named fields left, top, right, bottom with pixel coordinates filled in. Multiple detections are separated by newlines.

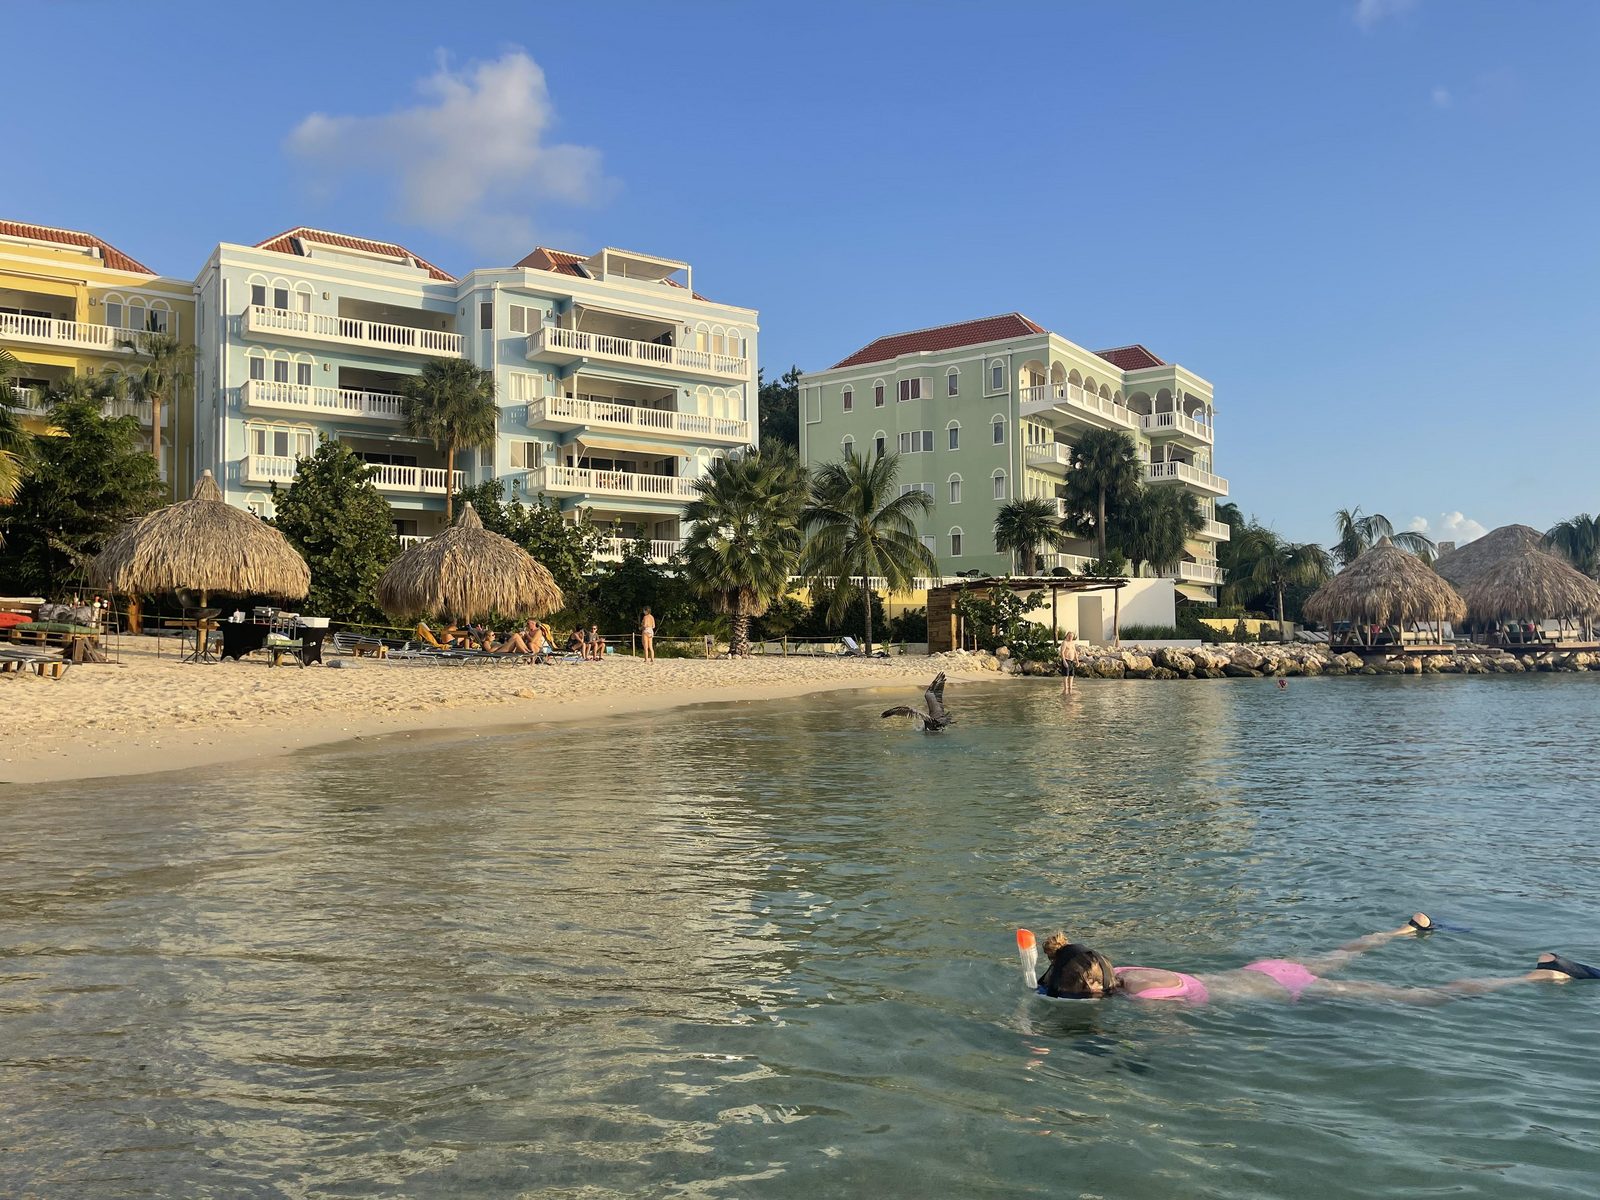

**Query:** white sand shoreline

left=1, top=639, right=996, bottom=787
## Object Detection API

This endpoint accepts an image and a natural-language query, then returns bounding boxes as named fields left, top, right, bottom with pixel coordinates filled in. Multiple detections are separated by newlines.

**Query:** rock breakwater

left=930, top=644, right=1600, bottom=679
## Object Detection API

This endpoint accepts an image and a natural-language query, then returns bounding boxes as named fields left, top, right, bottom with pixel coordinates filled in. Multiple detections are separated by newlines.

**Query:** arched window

left=947, top=474, right=962, bottom=504
left=949, top=528, right=964, bottom=558
left=842, top=436, right=855, bottom=458
left=991, top=415, right=1006, bottom=445
left=873, top=430, right=887, bottom=458
left=293, top=282, right=313, bottom=313
left=992, top=470, right=1007, bottom=501
left=293, top=353, right=314, bottom=387
left=873, top=379, right=886, bottom=408
left=246, top=348, right=267, bottom=382
left=990, top=361, right=1004, bottom=392
left=269, top=278, right=291, bottom=311
left=842, top=386, right=854, bottom=413
left=245, top=491, right=272, bottom=518
left=270, top=350, right=292, bottom=384
left=693, top=322, right=711, bottom=353
left=946, top=367, right=960, bottom=396
left=127, top=298, right=147, bottom=333
left=947, top=420, right=961, bottom=450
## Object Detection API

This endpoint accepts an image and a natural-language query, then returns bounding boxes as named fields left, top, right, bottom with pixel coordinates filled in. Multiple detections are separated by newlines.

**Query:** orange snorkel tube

left=1017, top=928, right=1038, bottom=987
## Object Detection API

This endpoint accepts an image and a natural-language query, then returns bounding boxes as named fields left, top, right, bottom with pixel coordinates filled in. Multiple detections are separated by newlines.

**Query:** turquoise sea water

left=3, top=674, right=1599, bottom=1198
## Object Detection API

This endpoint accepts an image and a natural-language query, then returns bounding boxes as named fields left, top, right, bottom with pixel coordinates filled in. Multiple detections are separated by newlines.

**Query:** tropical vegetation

left=1059, top=429, right=1142, bottom=563
left=757, top=365, right=801, bottom=450
left=1545, top=514, right=1600, bottom=580
left=111, top=330, right=195, bottom=485
left=993, top=497, right=1062, bottom=576
left=803, top=448, right=937, bottom=654
left=402, top=357, right=498, bottom=525
left=1112, top=485, right=1205, bottom=578
left=1230, top=526, right=1334, bottom=635
left=682, top=441, right=809, bottom=656
left=0, top=349, right=30, bottom=504
left=1332, top=506, right=1435, bottom=565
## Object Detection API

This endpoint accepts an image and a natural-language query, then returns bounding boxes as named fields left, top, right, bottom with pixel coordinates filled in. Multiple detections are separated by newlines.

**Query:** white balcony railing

left=1175, top=561, right=1224, bottom=584
left=529, top=464, right=699, bottom=501
left=528, top=394, right=751, bottom=443
left=1041, top=552, right=1098, bottom=575
left=241, top=379, right=406, bottom=421
left=245, top=305, right=461, bottom=357
left=243, top=454, right=298, bottom=484
left=594, top=536, right=683, bottom=563
left=1198, top=518, right=1231, bottom=541
left=1141, top=410, right=1214, bottom=444
left=0, top=312, right=144, bottom=353
left=1018, top=383, right=1142, bottom=431
left=4, top=386, right=43, bottom=413
left=398, top=535, right=432, bottom=548
left=103, top=398, right=168, bottom=426
left=528, top=325, right=747, bottom=378
left=368, top=464, right=465, bottom=495
left=1147, top=460, right=1229, bottom=495
left=1024, top=442, right=1073, bottom=470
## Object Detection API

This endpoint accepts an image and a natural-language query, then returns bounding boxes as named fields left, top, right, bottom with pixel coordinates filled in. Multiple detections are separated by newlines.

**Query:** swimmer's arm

left=1116, top=968, right=1186, bottom=994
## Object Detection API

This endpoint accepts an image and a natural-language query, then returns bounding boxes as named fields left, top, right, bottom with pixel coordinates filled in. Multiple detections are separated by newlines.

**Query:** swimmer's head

left=1041, top=931, right=1071, bottom=959
left=1042, top=943, right=1119, bottom=999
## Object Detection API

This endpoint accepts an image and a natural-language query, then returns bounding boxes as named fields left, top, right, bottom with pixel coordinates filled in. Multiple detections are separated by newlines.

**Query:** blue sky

left=7, top=1, right=1596, bottom=546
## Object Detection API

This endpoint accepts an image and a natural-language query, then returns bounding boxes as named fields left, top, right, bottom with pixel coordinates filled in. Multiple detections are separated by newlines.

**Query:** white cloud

left=1354, top=0, right=1418, bottom=31
left=286, top=50, right=607, bottom=256
left=1430, top=86, right=1453, bottom=109
left=1407, top=512, right=1488, bottom=546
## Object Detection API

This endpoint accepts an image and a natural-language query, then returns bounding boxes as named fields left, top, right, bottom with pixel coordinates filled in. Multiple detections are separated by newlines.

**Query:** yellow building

left=1, top=220, right=196, bottom=496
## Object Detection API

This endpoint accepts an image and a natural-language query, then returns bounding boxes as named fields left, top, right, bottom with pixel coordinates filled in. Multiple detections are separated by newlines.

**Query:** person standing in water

left=641, top=606, right=656, bottom=662
left=1059, top=630, right=1080, bottom=696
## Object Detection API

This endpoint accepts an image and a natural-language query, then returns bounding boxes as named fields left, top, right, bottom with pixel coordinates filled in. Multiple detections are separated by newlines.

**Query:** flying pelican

left=881, top=672, right=953, bottom=732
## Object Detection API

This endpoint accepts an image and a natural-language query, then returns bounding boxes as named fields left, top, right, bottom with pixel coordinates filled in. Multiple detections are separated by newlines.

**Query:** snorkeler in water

left=1018, top=916, right=1599, bottom=1006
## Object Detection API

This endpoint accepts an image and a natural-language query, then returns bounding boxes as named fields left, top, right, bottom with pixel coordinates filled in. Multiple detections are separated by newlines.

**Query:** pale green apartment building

left=798, top=313, right=1229, bottom=602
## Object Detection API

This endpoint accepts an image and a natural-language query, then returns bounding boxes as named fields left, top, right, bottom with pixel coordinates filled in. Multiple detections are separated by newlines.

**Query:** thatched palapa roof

left=1460, top=546, right=1600, bottom=623
left=90, top=471, right=310, bottom=600
left=1432, top=524, right=1544, bottom=589
left=376, top=503, right=563, bottom=621
left=1304, top=537, right=1466, bottom=626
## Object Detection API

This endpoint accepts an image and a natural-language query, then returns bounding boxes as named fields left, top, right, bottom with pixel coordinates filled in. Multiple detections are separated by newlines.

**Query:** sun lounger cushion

left=0, top=612, right=31, bottom=629
left=13, top=621, right=98, bottom=635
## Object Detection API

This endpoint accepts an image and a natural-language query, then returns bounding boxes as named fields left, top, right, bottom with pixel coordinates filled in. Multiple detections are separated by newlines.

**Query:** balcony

left=368, top=464, right=465, bottom=496
left=1147, top=460, right=1229, bottom=496
left=242, top=454, right=298, bottom=485
left=1024, top=442, right=1073, bottom=473
left=594, top=536, right=683, bottom=563
left=244, top=305, right=461, bottom=357
left=241, top=379, right=406, bottom=422
left=0, top=312, right=141, bottom=354
left=1041, top=552, right=1098, bottom=575
left=398, top=535, right=431, bottom=548
left=528, top=464, right=699, bottom=502
left=1197, top=518, right=1231, bottom=542
left=528, top=395, right=750, bottom=445
left=1174, top=561, right=1225, bottom=585
left=1018, top=383, right=1142, bottom=433
left=103, top=398, right=168, bottom=427
left=4, top=386, right=43, bottom=414
left=527, top=326, right=747, bottom=379
left=1141, top=410, right=1214, bottom=445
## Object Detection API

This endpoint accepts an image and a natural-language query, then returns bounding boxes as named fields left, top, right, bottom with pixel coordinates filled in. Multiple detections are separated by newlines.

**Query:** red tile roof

left=829, top=313, right=1047, bottom=370
left=254, top=227, right=456, bottom=282
left=515, top=246, right=713, bottom=302
left=1094, top=344, right=1165, bottom=371
left=0, top=220, right=154, bottom=274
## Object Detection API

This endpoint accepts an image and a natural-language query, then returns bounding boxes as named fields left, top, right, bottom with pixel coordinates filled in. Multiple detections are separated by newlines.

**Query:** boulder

left=1120, top=652, right=1155, bottom=678
left=1147, top=666, right=1178, bottom=680
left=1300, top=659, right=1321, bottom=677
left=1336, top=652, right=1366, bottom=671
left=1092, top=656, right=1125, bottom=679
left=1222, top=663, right=1260, bottom=677
left=1229, top=647, right=1264, bottom=671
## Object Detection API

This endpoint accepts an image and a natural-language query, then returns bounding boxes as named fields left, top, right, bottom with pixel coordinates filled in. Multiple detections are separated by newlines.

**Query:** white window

left=128, top=301, right=146, bottom=332
left=842, top=387, right=853, bottom=413
left=250, top=283, right=267, bottom=308
left=509, top=305, right=528, bottom=334
left=480, top=302, right=493, bottom=330
left=105, top=299, right=123, bottom=328
left=842, top=436, right=855, bottom=458
left=947, top=369, right=959, bottom=396
left=991, top=363, right=1004, bottom=391
left=898, top=431, right=934, bottom=454
left=273, top=286, right=289, bottom=311
left=874, top=433, right=886, bottom=457
left=296, top=361, right=312, bottom=386
left=250, top=426, right=314, bottom=459
left=508, top=373, right=544, bottom=402
left=873, top=381, right=885, bottom=407
left=273, top=359, right=289, bottom=384
left=921, top=535, right=937, bottom=554
left=948, top=423, right=960, bottom=450
left=479, top=446, right=493, bottom=469
left=147, top=306, right=171, bottom=334
left=899, top=482, right=932, bottom=498
left=993, top=471, right=1007, bottom=500
left=992, top=417, right=1005, bottom=445
left=248, top=353, right=266, bottom=381
left=948, top=475, right=962, bottom=504
left=296, top=287, right=312, bottom=313
left=510, top=441, right=543, bottom=469
left=899, top=378, right=917, bottom=402
left=950, top=529, right=964, bottom=557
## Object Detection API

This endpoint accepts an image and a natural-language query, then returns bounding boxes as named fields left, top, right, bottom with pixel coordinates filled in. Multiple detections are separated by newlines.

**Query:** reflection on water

left=3, top=675, right=1599, bottom=1197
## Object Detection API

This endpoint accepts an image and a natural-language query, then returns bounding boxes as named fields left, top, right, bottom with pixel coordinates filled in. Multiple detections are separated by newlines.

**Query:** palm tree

left=112, top=330, right=195, bottom=489
left=1333, top=506, right=1434, bottom=566
left=0, top=349, right=29, bottom=503
left=1060, top=429, right=1142, bottom=562
left=803, top=450, right=937, bottom=655
left=1234, top=526, right=1333, bottom=638
left=402, top=357, right=498, bottom=525
left=993, top=497, right=1062, bottom=576
left=1115, top=485, right=1204, bottom=576
left=681, top=442, right=809, bottom=656
left=1545, top=514, right=1600, bottom=580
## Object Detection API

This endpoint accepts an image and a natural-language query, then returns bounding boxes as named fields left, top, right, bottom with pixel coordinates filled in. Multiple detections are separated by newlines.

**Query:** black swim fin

left=1535, top=953, right=1600, bottom=980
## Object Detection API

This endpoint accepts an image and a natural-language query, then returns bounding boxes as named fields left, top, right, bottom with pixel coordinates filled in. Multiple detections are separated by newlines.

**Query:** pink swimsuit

left=1242, top=958, right=1320, bottom=1000
left=1114, top=966, right=1210, bottom=1005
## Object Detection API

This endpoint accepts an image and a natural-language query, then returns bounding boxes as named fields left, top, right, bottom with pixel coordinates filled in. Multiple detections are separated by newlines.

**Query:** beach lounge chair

left=0, top=645, right=68, bottom=679
left=839, top=636, right=862, bottom=656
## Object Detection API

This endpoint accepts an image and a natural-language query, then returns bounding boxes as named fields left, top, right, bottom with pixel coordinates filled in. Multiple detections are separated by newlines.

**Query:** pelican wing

left=881, top=705, right=927, bottom=721
left=924, top=673, right=949, bottom=723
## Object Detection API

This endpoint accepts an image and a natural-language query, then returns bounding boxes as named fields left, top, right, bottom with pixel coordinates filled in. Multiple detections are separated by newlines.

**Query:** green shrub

left=1120, top=623, right=1180, bottom=640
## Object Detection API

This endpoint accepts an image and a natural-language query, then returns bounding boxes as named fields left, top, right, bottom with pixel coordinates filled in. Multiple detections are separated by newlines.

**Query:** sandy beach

left=1, top=640, right=992, bottom=786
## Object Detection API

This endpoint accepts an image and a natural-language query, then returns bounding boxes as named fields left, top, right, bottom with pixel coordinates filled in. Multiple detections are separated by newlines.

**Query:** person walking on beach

left=641, top=606, right=656, bottom=662
left=1059, top=631, right=1080, bottom=696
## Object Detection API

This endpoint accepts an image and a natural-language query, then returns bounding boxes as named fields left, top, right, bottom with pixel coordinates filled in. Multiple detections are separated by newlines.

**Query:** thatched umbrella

left=376, top=502, right=563, bottom=622
left=1460, top=546, right=1600, bottom=638
left=1433, top=524, right=1544, bottom=590
left=1304, top=536, right=1466, bottom=646
left=91, top=471, right=310, bottom=637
